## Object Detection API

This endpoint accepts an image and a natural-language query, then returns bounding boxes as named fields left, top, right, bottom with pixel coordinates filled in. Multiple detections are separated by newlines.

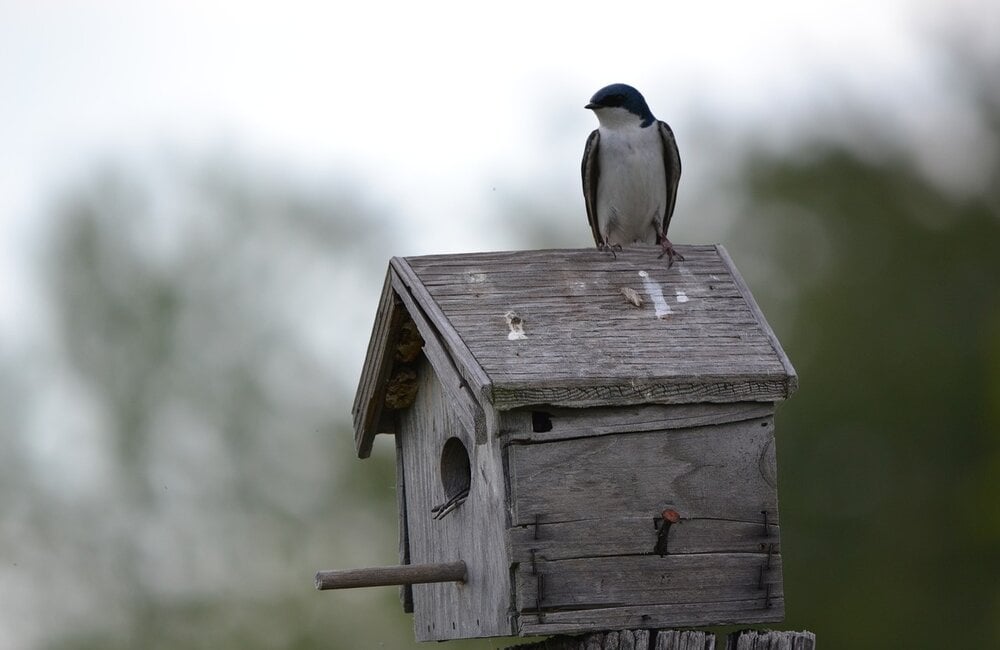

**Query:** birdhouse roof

left=352, top=245, right=796, bottom=457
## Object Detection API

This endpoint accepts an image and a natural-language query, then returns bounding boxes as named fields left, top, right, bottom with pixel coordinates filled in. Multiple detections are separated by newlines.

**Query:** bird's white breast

left=596, top=123, right=667, bottom=246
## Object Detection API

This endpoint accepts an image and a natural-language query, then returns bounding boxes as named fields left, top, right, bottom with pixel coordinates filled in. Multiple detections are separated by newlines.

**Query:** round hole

left=440, top=437, right=471, bottom=501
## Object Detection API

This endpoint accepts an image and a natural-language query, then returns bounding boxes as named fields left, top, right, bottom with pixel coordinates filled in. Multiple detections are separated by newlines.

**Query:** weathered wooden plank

left=411, top=255, right=733, bottom=272
left=391, top=256, right=493, bottom=404
left=481, top=359, right=786, bottom=375
left=459, top=327, right=775, bottom=344
left=399, top=360, right=513, bottom=641
left=465, top=337, right=770, bottom=352
left=654, top=630, right=716, bottom=650
left=725, top=630, right=815, bottom=650
left=483, top=363, right=784, bottom=379
left=475, top=358, right=784, bottom=376
left=406, top=244, right=720, bottom=268
left=480, top=357, right=787, bottom=374
left=441, top=313, right=761, bottom=329
left=504, top=628, right=816, bottom=650
left=439, top=308, right=757, bottom=324
left=492, top=379, right=791, bottom=411
left=469, top=344, right=782, bottom=361
left=352, top=269, right=406, bottom=457
left=439, top=308, right=758, bottom=326
left=716, top=245, right=798, bottom=398
left=398, top=246, right=796, bottom=409
left=420, top=279, right=740, bottom=297
left=515, top=554, right=782, bottom=611
left=518, top=597, right=784, bottom=636
left=389, top=269, right=487, bottom=443
left=431, top=301, right=750, bottom=317
left=409, top=254, right=732, bottom=271
left=423, top=287, right=733, bottom=304
left=420, top=280, right=741, bottom=298
left=508, top=417, right=779, bottom=526
left=629, top=630, right=651, bottom=650
left=395, top=431, right=413, bottom=612
left=500, top=402, right=775, bottom=443
left=508, top=517, right=779, bottom=562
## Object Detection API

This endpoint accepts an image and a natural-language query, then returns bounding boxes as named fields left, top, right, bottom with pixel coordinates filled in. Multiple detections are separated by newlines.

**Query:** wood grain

left=507, top=417, right=779, bottom=526
left=499, top=402, right=775, bottom=444
left=514, top=553, right=782, bottom=609
left=352, top=270, right=406, bottom=457
left=653, top=630, right=716, bottom=650
left=402, top=245, right=797, bottom=411
left=503, top=628, right=814, bottom=649
left=391, top=256, right=493, bottom=404
left=507, top=516, right=779, bottom=562
left=398, top=360, right=513, bottom=641
left=725, top=630, right=816, bottom=650
left=389, top=269, right=487, bottom=444
left=518, top=596, right=784, bottom=636
left=395, top=431, right=414, bottom=612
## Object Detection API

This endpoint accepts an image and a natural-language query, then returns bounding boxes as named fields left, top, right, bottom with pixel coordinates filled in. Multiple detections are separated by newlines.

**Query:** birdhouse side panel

left=398, top=359, right=512, bottom=641
left=504, top=407, right=782, bottom=635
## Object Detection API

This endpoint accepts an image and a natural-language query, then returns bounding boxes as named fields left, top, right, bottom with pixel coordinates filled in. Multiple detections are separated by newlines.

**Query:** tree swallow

left=582, top=83, right=683, bottom=265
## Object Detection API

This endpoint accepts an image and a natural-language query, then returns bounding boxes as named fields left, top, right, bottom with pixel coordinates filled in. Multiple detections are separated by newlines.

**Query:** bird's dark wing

left=657, top=120, right=682, bottom=238
left=581, top=129, right=602, bottom=246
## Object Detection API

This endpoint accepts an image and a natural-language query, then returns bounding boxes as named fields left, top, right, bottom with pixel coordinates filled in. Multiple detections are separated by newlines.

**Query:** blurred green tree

left=30, top=157, right=456, bottom=649
left=726, top=47, right=1000, bottom=648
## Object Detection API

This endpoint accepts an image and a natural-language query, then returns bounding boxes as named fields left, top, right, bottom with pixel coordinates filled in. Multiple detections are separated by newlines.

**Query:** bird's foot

left=598, top=241, right=623, bottom=259
left=657, top=237, right=685, bottom=268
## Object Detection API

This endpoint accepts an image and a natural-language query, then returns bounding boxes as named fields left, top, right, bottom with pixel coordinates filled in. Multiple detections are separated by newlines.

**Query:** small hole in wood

left=440, top=437, right=471, bottom=502
left=452, top=622, right=456, bottom=630
left=531, top=411, right=553, bottom=433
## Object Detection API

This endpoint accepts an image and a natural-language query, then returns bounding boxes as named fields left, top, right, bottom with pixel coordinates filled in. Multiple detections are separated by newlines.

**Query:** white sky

left=0, top=0, right=986, bottom=346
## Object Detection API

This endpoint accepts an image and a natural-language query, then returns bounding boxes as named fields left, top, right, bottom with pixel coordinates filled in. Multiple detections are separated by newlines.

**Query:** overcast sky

left=0, top=0, right=988, bottom=345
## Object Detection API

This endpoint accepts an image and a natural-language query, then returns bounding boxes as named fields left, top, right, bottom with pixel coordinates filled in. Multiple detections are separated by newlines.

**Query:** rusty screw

left=654, top=509, right=681, bottom=556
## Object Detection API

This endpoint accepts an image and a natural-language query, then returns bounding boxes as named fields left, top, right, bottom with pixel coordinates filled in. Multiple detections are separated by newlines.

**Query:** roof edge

left=391, top=257, right=493, bottom=405
left=352, top=267, right=406, bottom=458
left=716, top=244, right=798, bottom=397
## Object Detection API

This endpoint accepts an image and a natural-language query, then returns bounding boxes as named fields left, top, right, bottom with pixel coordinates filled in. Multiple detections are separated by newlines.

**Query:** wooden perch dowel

left=314, top=561, right=467, bottom=591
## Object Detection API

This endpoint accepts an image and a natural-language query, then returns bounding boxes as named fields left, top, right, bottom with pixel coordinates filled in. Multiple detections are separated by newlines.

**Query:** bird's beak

left=585, top=102, right=598, bottom=110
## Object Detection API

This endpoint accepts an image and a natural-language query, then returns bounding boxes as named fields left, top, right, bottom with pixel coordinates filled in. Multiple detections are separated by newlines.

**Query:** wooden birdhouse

left=318, top=245, right=797, bottom=642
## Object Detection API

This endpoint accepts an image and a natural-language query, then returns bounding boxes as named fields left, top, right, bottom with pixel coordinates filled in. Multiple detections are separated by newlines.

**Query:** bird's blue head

left=586, top=83, right=655, bottom=127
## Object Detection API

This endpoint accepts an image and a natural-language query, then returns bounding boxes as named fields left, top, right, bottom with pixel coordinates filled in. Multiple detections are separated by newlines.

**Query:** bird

left=581, top=83, right=683, bottom=266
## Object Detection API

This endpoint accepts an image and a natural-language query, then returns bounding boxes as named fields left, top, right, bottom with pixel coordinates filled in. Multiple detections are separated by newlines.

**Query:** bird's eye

left=603, top=94, right=626, bottom=107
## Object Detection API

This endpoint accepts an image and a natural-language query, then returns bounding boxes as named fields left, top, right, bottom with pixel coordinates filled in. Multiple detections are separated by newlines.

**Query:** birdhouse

left=320, top=245, right=797, bottom=642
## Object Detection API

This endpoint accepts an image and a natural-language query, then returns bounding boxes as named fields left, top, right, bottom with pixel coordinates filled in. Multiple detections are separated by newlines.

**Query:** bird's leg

left=657, top=234, right=684, bottom=268
left=597, top=240, right=622, bottom=260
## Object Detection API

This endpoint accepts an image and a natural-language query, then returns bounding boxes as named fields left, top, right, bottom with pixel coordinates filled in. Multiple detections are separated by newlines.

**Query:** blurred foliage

left=5, top=34, right=999, bottom=650
left=726, top=49, right=1000, bottom=647
left=14, top=159, right=426, bottom=649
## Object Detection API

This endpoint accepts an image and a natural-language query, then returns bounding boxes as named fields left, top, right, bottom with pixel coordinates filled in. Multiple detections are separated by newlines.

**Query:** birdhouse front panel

left=501, top=402, right=782, bottom=634
left=397, top=358, right=511, bottom=641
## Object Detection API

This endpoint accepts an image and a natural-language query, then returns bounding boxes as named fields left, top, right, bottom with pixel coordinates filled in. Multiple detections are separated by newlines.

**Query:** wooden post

left=725, top=630, right=815, bottom=649
left=504, top=629, right=814, bottom=650
left=314, top=561, right=467, bottom=590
